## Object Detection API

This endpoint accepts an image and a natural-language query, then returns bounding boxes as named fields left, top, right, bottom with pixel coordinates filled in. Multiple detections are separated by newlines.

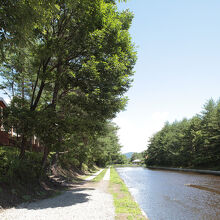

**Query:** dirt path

left=0, top=168, right=114, bottom=220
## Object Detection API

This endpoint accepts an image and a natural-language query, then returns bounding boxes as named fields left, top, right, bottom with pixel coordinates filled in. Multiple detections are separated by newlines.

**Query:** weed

left=92, top=169, right=107, bottom=182
left=22, top=195, right=31, bottom=201
left=109, top=167, right=148, bottom=220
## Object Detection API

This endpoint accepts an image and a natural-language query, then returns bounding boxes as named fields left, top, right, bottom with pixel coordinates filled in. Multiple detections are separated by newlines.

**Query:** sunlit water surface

left=116, top=167, right=220, bottom=220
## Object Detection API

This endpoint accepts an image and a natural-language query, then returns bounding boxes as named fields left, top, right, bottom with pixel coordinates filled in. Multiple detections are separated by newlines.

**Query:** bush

left=0, top=146, right=43, bottom=184
left=59, top=152, right=80, bottom=169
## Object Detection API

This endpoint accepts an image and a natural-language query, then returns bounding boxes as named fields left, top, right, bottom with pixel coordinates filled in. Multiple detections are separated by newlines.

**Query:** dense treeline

left=0, top=0, right=136, bottom=181
left=130, top=152, right=145, bottom=163
left=146, top=99, right=220, bottom=169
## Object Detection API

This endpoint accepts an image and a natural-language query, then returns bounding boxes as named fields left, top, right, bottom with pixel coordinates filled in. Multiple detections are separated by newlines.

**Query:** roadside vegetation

left=146, top=99, right=220, bottom=170
left=0, top=146, right=62, bottom=209
left=92, top=168, right=107, bottom=182
left=109, top=167, right=147, bottom=220
left=79, top=166, right=100, bottom=180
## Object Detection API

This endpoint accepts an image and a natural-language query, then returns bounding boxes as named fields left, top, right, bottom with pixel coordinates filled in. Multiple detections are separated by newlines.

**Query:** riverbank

left=1, top=165, right=150, bottom=219
left=113, top=164, right=145, bottom=168
left=147, top=166, right=220, bottom=176
left=116, top=166, right=220, bottom=219
left=109, top=167, right=148, bottom=220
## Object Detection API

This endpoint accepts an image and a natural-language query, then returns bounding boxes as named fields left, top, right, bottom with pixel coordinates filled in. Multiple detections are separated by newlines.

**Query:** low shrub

left=0, top=146, right=43, bottom=185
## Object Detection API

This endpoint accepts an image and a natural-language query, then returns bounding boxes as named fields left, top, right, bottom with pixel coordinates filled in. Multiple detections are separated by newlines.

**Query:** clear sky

left=1, top=1, right=220, bottom=154
left=114, top=0, right=220, bottom=153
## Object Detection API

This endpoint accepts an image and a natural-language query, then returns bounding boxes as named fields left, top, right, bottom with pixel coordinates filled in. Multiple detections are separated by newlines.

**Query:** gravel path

left=0, top=169, right=115, bottom=220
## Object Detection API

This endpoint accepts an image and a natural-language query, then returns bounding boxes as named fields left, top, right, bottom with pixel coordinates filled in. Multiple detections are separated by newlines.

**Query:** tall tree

left=1, top=0, right=136, bottom=167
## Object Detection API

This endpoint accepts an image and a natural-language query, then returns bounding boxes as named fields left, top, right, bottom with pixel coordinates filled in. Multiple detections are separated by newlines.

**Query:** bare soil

left=0, top=178, right=66, bottom=212
left=0, top=171, right=115, bottom=220
left=0, top=166, right=88, bottom=212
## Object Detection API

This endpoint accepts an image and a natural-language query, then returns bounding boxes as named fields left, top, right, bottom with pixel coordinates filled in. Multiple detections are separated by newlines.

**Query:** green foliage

left=59, top=122, right=123, bottom=169
left=92, top=168, right=107, bottom=182
left=81, top=163, right=89, bottom=172
left=130, top=152, right=145, bottom=163
left=114, top=154, right=129, bottom=164
left=91, top=122, right=123, bottom=167
left=146, top=98, right=220, bottom=169
left=59, top=153, right=80, bottom=169
left=22, top=195, right=32, bottom=201
left=0, top=0, right=136, bottom=178
left=0, top=146, right=43, bottom=184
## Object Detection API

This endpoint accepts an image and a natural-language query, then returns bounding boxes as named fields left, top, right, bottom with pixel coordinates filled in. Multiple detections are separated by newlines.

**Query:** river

left=116, top=167, right=220, bottom=220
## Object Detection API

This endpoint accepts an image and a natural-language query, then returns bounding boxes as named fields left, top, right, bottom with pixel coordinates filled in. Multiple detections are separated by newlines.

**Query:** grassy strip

left=109, top=167, right=148, bottom=220
left=92, top=168, right=107, bottom=182
left=79, top=168, right=100, bottom=180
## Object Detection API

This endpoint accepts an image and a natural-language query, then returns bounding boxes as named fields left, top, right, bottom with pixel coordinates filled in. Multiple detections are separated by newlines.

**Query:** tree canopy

left=0, top=0, right=136, bottom=170
left=145, top=99, right=220, bottom=169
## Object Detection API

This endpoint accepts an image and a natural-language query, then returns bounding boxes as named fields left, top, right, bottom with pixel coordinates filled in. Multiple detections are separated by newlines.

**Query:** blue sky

left=114, top=0, right=220, bottom=153
left=0, top=1, right=219, bottom=154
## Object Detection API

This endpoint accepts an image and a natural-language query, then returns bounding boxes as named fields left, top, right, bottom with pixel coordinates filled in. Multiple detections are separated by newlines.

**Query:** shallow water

left=116, top=167, right=220, bottom=220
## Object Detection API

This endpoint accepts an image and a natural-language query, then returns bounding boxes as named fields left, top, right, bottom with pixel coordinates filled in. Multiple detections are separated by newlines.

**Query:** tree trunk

left=50, top=151, right=59, bottom=173
left=41, top=146, right=49, bottom=170
left=51, top=59, right=62, bottom=108
left=79, top=161, right=83, bottom=171
left=19, top=135, right=26, bottom=159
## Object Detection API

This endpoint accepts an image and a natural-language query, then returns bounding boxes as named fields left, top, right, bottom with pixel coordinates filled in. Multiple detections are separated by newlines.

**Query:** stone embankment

left=148, top=166, right=220, bottom=175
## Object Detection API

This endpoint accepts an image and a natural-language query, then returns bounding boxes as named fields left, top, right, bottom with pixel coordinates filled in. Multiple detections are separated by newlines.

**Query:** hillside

left=123, top=152, right=135, bottom=159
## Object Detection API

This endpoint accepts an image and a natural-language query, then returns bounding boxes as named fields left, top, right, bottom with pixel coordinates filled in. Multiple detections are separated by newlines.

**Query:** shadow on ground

left=16, top=186, right=96, bottom=210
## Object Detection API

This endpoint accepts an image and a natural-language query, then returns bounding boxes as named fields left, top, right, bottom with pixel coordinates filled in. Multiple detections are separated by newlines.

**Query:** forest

left=146, top=99, right=220, bottom=170
left=0, top=0, right=136, bottom=184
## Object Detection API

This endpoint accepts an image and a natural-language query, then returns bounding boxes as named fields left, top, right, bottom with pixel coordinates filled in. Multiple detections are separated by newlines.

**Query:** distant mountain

left=123, top=152, right=135, bottom=159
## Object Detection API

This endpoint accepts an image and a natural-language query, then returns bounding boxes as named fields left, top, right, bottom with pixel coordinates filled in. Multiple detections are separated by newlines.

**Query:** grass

left=109, top=167, right=148, bottom=220
left=92, top=168, right=107, bottom=182
left=0, top=146, right=66, bottom=208
left=79, top=167, right=100, bottom=180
